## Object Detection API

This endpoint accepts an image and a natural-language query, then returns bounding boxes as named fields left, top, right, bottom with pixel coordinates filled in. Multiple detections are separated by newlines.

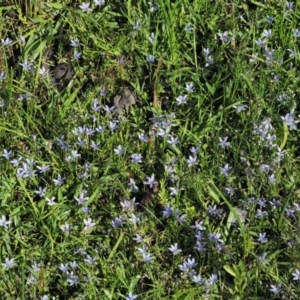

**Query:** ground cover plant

left=1, top=0, right=300, bottom=299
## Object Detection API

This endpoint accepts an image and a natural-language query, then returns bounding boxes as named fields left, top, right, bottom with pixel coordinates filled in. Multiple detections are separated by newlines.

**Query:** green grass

left=0, top=0, right=300, bottom=299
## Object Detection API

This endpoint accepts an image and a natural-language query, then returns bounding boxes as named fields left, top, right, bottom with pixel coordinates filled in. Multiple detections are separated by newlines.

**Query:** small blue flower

left=133, top=20, right=141, bottom=30
left=94, top=0, right=105, bottom=6
left=176, top=95, right=187, bottom=105
left=257, top=232, right=268, bottom=243
left=148, top=32, right=155, bottom=43
left=79, top=2, right=93, bottom=12
left=70, top=38, right=79, bottom=47
left=74, top=50, right=81, bottom=59
left=185, top=23, right=192, bottom=32
left=146, top=55, right=155, bottom=63
left=126, top=292, right=138, bottom=300
left=168, top=243, right=182, bottom=255
left=293, top=28, right=300, bottom=38
left=265, top=15, right=274, bottom=24
left=1, top=37, right=13, bottom=46
left=292, top=269, right=300, bottom=281
left=218, top=32, right=229, bottom=42
left=269, top=283, right=282, bottom=294
left=185, top=82, right=194, bottom=92
left=2, top=257, right=15, bottom=270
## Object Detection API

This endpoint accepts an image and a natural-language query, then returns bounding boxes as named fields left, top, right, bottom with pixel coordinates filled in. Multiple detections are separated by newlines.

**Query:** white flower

left=39, top=67, right=49, bottom=76
left=94, top=0, right=105, bottom=6
left=187, top=155, right=197, bottom=167
left=176, top=95, right=187, bottom=105
left=1, top=37, right=13, bottom=46
left=2, top=257, right=15, bottom=270
left=79, top=2, right=93, bottom=12
left=114, top=145, right=124, bottom=155
left=74, top=50, right=81, bottom=59
left=0, top=215, right=11, bottom=229
left=70, top=38, right=79, bottom=47
left=83, top=218, right=96, bottom=230
left=46, top=197, right=56, bottom=206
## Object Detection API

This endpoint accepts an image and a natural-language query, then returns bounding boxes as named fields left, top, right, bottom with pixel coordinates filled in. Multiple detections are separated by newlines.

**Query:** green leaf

left=224, top=265, right=237, bottom=277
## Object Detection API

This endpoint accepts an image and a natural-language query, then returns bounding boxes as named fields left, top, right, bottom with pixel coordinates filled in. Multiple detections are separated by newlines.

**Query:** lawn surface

left=0, top=0, right=300, bottom=299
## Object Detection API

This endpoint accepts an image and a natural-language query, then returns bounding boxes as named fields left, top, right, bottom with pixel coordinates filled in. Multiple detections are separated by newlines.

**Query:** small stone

left=53, top=63, right=74, bottom=81
left=113, top=87, right=136, bottom=115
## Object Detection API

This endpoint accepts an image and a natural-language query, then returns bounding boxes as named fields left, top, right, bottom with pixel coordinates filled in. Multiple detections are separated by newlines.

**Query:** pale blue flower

left=67, top=271, right=78, bottom=286
left=218, top=136, right=230, bottom=149
left=129, top=214, right=140, bottom=225
left=130, top=153, right=143, bottom=163
left=256, top=38, right=266, bottom=47
left=83, top=218, right=95, bottom=230
left=257, top=232, right=268, bottom=243
left=39, top=67, right=49, bottom=76
left=192, top=274, right=204, bottom=285
left=233, top=104, right=247, bottom=112
left=146, top=55, right=155, bottom=63
left=218, top=32, right=229, bottom=42
left=120, top=198, right=138, bottom=211
left=176, top=95, right=187, bottom=105
left=128, top=178, right=139, bottom=191
left=133, top=234, right=144, bottom=243
left=220, top=163, right=232, bottom=177
left=169, top=243, right=182, bottom=255
left=0, top=215, right=11, bottom=229
left=266, top=15, right=274, bottom=24
left=84, top=255, right=97, bottom=265
left=281, top=109, right=299, bottom=130
left=34, top=186, right=47, bottom=197
left=74, top=50, right=81, bottom=59
left=148, top=32, right=155, bottom=43
left=70, top=38, right=79, bottom=47
left=53, top=174, right=64, bottom=186
left=257, top=252, right=269, bottom=264
left=163, top=204, right=174, bottom=218
left=138, top=132, right=148, bottom=142
left=1, top=37, right=13, bottom=46
left=169, top=187, right=178, bottom=196
left=203, top=48, right=211, bottom=56
left=269, top=283, right=282, bottom=294
left=208, top=232, right=223, bottom=244
left=19, top=60, right=33, bottom=71
left=286, top=1, right=294, bottom=10
left=114, top=145, right=124, bottom=155
left=2, top=257, right=15, bottom=270
left=142, top=252, right=154, bottom=262
left=148, top=1, right=158, bottom=12
left=118, top=56, right=125, bottom=65
left=94, top=0, right=105, bottom=6
left=293, top=28, right=300, bottom=38
left=112, top=216, right=126, bottom=228
left=46, top=197, right=56, bottom=206
left=185, top=82, right=194, bottom=92
left=185, top=23, right=192, bottom=32
left=2, top=149, right=12, bottom=159
left=79, top=2, right=93, bottom=12
left=59, top=263, right=69, bottom=273
left=126, top=292, right=138, bottom=300
left=292, top=269, right=300, bottom=280
left=144, top=174, right=157, bottom=188
left=60, top=222, right=71, bottom=234
left=225, top=187, right=236, bottom=196
left=263, top=29, right=272, bottom=38
left=133, top=20, right=141, bottom=30
left=187, top=155, right=197, bottom=167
